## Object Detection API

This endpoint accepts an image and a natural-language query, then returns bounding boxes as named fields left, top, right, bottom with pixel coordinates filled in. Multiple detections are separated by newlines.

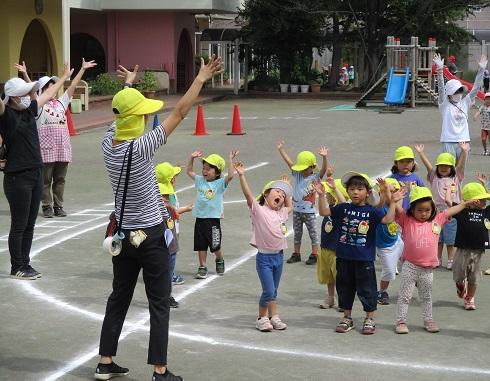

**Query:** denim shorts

left=439, top=218, right=457, bottom=245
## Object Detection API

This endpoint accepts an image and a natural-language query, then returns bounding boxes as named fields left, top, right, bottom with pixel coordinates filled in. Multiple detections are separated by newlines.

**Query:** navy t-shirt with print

left=320, top=215, right=339, bottom=251
left=330, top=203, right=385, bottom=261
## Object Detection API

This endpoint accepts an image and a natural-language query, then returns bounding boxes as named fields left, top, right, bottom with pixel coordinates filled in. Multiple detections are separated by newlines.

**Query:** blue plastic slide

left=384, top=67, right=410, bottom=105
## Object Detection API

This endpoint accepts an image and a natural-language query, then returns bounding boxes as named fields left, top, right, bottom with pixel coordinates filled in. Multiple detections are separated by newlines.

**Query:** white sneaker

left=256, top=316, right=273, bottom=332
left=270, top=315, right=288, bottom=330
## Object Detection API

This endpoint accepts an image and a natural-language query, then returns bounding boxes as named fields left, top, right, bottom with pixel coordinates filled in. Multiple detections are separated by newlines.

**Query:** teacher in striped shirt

left=95, top=56, right=223, bottom=381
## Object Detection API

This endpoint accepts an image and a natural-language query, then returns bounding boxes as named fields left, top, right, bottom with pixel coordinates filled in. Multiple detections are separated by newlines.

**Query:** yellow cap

left=322, top=179, right=349, bottom=202
left=155, top=162, right=181, bottom=195
left=462, top=182, right=490, bottom=201
left=291, top=151, right=317, bottom=171
left=435, top=152, right=456, bottom=167
left=341, top=171, right=374, bottom=189
left=374, top=177, right=400, bottom=193
left=203, top=154, right=225, bottom=173
left=409, top=186, right=433, bottom=204
left=394, top=146, right=415, bottom=161
left=112, top=88, right=164, bottom=141
left=256, top=180, right=293, bottom=200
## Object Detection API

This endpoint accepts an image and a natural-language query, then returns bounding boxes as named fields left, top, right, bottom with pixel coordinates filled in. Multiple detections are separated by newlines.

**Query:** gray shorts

left=452, top=248, right=484, bottom=284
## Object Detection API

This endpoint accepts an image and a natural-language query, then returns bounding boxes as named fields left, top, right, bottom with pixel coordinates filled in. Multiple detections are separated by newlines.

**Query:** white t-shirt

left=439, top=96, right=472, bottom=142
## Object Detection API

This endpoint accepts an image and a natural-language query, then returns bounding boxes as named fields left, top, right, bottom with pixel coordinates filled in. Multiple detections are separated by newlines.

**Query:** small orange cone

left=227, top=104, right=245, bottom=135
left=66, top=108, right=77, bottom=136
left=193, top=104, right=208, bottom=136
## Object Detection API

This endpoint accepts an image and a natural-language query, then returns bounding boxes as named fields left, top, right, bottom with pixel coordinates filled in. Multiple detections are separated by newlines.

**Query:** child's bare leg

left=311, top=244, right=319, bottom=256
left=214, top=249, right=223, bottom=260
left=447, top=245, right=455, bottom=261
left=327, top=283, right=335, bottom=305
left=343, top=309, right=351, bottom=318
left=198, top=250, right=207, bottom=266
left=482, top=138, right=487, bottom=152
left=437, top=243, right=444, bottom=265
left=380, top=280, right=390, bottom=291
left=268, top=300, right=278, bottom=317
left=294, top=243, right=301, bottom=254
left=259, top=305, right=268, bottom=318
left=366, top=311, right=374, bottom=319
left=467, top=283, right=477, bottom=299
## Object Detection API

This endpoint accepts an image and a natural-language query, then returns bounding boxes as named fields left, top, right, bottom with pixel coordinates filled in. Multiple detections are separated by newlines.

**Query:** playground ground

left=1, top=98, right=489, bottom=381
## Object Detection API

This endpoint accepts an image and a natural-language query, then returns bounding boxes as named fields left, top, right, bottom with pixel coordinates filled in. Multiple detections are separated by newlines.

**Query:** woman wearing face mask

left=433, top=53, right=487, bottom=163
left=0, top=64, right=73, bottom=279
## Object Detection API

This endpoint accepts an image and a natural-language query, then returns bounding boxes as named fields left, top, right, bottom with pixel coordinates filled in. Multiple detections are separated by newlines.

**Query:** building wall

left=70, top=12, right=107, bottom=54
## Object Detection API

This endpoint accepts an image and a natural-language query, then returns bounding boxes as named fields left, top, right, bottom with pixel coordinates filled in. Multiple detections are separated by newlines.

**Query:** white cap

left=485, top=92, right=490, bottom=98
left=445, top=79, right=467, bottom=96
left=37, top=76, right=59, bottom=95
left=2, top=77, right=39, bottom=104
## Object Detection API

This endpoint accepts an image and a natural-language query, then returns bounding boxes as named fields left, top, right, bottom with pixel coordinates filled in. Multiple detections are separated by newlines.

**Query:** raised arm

left=312, top=181, right=332, bottom=216
left=468, top=55, right=487, bottom=101
left=277, top=140, right=294, bottom=169
left=187, top=150, right=202, bottom=180
left=325, top=176, right=346, bottom=203
left=117, top=64, right=139, bottom=88
left=446, top=200, right=477, bottom=218
left=477, top=172, right=488, bottom=192
left=473, top=107, right=481, bottom=121
left=234, top=161, right=255, bottom=208
left=37, top=63, right=73, bottom=109
left=318, top=146, right=328, bottom=179
left=455, top=142, right=469, bottom=175
left=15, top=62, right=31, bottom=83
left=225, top=150, right=238, bottom=185
left=66, top=58, right=97, bottom=98
left=433, top=53, right=445, bottom=106
left=414, top=144, right=433, bottom=175
left=162, top=55, right=222, bottom=137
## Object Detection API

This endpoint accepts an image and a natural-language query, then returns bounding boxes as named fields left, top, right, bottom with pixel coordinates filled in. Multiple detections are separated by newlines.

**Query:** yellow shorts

left=317, top=248, right=336, bottom=284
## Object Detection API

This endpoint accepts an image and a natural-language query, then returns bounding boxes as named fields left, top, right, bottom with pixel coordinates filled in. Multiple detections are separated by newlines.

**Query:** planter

left=300, top=85, right=310, bottom=93
left=290, top=84, right=299, bottom=93
left=310, top=83, right=321, bottom=93
left=143, top=90, right=157, bottom=99
left=280, top=83, right=289, bottom=93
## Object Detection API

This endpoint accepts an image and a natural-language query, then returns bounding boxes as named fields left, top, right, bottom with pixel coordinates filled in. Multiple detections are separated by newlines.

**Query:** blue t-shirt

left=389, top=172, right=424, bottom=210
left=292, top=170, right=320, bottom=214
left=320, top=215, right=339, bottom=251
left=331, top=203, right=385, bottom=261
left=375, top=207, right=400, bottom=248
left=192, top=175, right=227, bottom=219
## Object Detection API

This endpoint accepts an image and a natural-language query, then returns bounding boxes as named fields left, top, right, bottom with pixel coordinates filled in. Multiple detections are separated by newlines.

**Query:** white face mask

left=16, top=96, right=31, bottom=110
left=450, top=94, right=463, bottom=103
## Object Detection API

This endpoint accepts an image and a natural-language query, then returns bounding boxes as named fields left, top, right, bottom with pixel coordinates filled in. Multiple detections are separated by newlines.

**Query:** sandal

left=362, top=317, right=376, bottom=335
left=335, top=317, right=354, bottom=333
left=319, top=295, right=335, bottom=309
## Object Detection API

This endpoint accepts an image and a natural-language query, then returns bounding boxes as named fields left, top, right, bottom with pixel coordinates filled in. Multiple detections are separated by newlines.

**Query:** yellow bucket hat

left=202, top=154, right=225, bottom=173
left=394, top=146, right=415, bottom=161
left=462, top=182, right=490, bottom=201
left=112, top=88, right=164, bottom=141
left=341, top=171, right=374, bottom=189
left=155, top=162, right=181, bottom=195
left=322, top=179, right=349, bottom=202
left=409, top=186, right=433, bottom=204
left=291, top=151, right=317, bottom=171
left=436, top=152, right=456, bottom=167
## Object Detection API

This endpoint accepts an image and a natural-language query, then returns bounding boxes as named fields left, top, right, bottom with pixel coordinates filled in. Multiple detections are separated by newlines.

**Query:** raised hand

left=229, top=150, right=239, bottom=161
left=326, top=164, right=335, bottom=178
left=377, top=178, right=391, bottom=201
left=325, top=177, right=336, bottom=189
left=433, top=53, right=444, bottom=69
left=279, top=174, right=291, bottom=184
left=196, top=54, right=224, bottom=84
left=476, top=172, right=488, bottom=185
left=414, top=144, right=425, bottom=153
left=392, top=188, right=406, bottom=204
left=479, top=55, right=488, bottom=70
left=233, top=161, right=245, bottom=175
left=459, top=142, right=469, bottom=152
left=82, top=58, right=97, bottom=70
left=318, top=146, right=328, bottom=157
left=191, top=150, right=203, bottom=159
left=311, top=180, right=325, bottom=195
left=277, top=140, right=285, bottom=150
left=63, top=63, right=74, bottom=79
left=14, top=61, right=27, bottom=74
left=117, top=64, right=139, bottom=85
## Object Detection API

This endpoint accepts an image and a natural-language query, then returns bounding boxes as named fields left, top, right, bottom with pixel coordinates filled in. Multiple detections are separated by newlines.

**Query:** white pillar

left=234, top=38, right=240, bottom=95
left=62, top=1, right=71, bottom=65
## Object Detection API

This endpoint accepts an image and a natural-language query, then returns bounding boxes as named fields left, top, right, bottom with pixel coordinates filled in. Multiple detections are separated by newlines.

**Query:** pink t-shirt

left=428, top=169, right=463, bottom=211
left=249, top=199, right=289, bottom=252
left=396, top=210, right=450, bottom=268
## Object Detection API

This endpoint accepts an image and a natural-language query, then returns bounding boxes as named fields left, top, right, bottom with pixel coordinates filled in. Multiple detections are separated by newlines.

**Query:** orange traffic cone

left=66, top=108, right=77, bottom=136
left=227, top=104, right=245, bottom=135
left=193, top=104, right=208, bottom=136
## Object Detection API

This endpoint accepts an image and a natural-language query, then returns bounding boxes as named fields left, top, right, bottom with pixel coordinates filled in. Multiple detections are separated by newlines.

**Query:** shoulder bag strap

left=117, top=140, right=134, bottom=235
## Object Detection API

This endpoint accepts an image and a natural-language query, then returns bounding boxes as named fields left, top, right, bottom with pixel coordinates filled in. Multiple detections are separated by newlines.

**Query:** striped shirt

left=102, top=122, right=169, bottom=229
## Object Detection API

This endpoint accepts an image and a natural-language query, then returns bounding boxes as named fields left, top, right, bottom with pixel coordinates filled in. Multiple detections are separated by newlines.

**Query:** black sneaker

left=286, top=253, right=301, bottom=263
left=54, top=206, right=67, bottom=217
left=305, top=254, right=317, bottom=265
left=152, top=369, right=183, bottom=381
left=10, top=267, right=39, bottom=280
left=377, top=290, right=390, bottom=305
left=27, top=265, right=42, bottom=279
left=94, top=362, right=129, bottom=380
left=42, top=205, right=54, bottom=218
left=169, top=296, right=179, bottom=308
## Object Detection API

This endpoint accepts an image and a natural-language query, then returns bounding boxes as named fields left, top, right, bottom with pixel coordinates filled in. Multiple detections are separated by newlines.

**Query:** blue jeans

left=256, top=251, right=284, bottom=307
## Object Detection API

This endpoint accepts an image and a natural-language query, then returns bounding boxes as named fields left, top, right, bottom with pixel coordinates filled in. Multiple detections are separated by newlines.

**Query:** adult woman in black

left=0, top=65, right=72, bottom=279
left=95, top=56, right=222, bottom=381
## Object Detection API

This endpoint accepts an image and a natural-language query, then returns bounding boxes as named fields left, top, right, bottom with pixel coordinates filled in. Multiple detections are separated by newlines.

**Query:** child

left=414, top=143, right=468, bottom=269
left=394, top=187, right=476, bottom=334
left=318, top=171, right=402, bottom=335
left=313, top=177, right=348, bottom=309
left=234, top=160, right=293, bottom=332
left=451, top=181, right=490, bottom=310
left=187, top=150, right=237, bottom=279
left=155, top=162, right=193, bottom=308
left=389, top=146, right=424, bottom=210
left=472, top=92, right=490, bottom=155
left=277, top=141, right=328, bottom=265
left=374, top=178, right=404, bottom=305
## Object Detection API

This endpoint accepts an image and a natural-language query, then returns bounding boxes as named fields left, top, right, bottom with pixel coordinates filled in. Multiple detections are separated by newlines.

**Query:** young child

left=394, top=186, right=475, bottom=334
left=314, top=177, right=348, bottom=309
left=187, top=150, right=237, bottom=279
left=389, top=146, right=424, bottom=210
left=277, top=141, right=328, bottom=265
left=318, top=171, right=402, bottom=335
left=374, top=178, right=404, bottom=305
left=414, top=143, right=468, bottom=269
left=472, top=92, right=490, bottom=155
left=155, top=162, right=193, bottom=308
left=450, top=180, right=490, bottom=310
left=234, top=160, right=293, bottom=332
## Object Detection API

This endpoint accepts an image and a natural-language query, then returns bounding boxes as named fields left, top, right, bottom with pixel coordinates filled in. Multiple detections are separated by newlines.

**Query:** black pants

left=3, top=168, right=42, bottom=271
left=336, top=257, right=377, bottom=313
left=99, top=222, right=170, bottom=365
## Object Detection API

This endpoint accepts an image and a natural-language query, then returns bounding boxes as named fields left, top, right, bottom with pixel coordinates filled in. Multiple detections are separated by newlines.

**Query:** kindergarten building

left=0, top=0, right=241, bottom=92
